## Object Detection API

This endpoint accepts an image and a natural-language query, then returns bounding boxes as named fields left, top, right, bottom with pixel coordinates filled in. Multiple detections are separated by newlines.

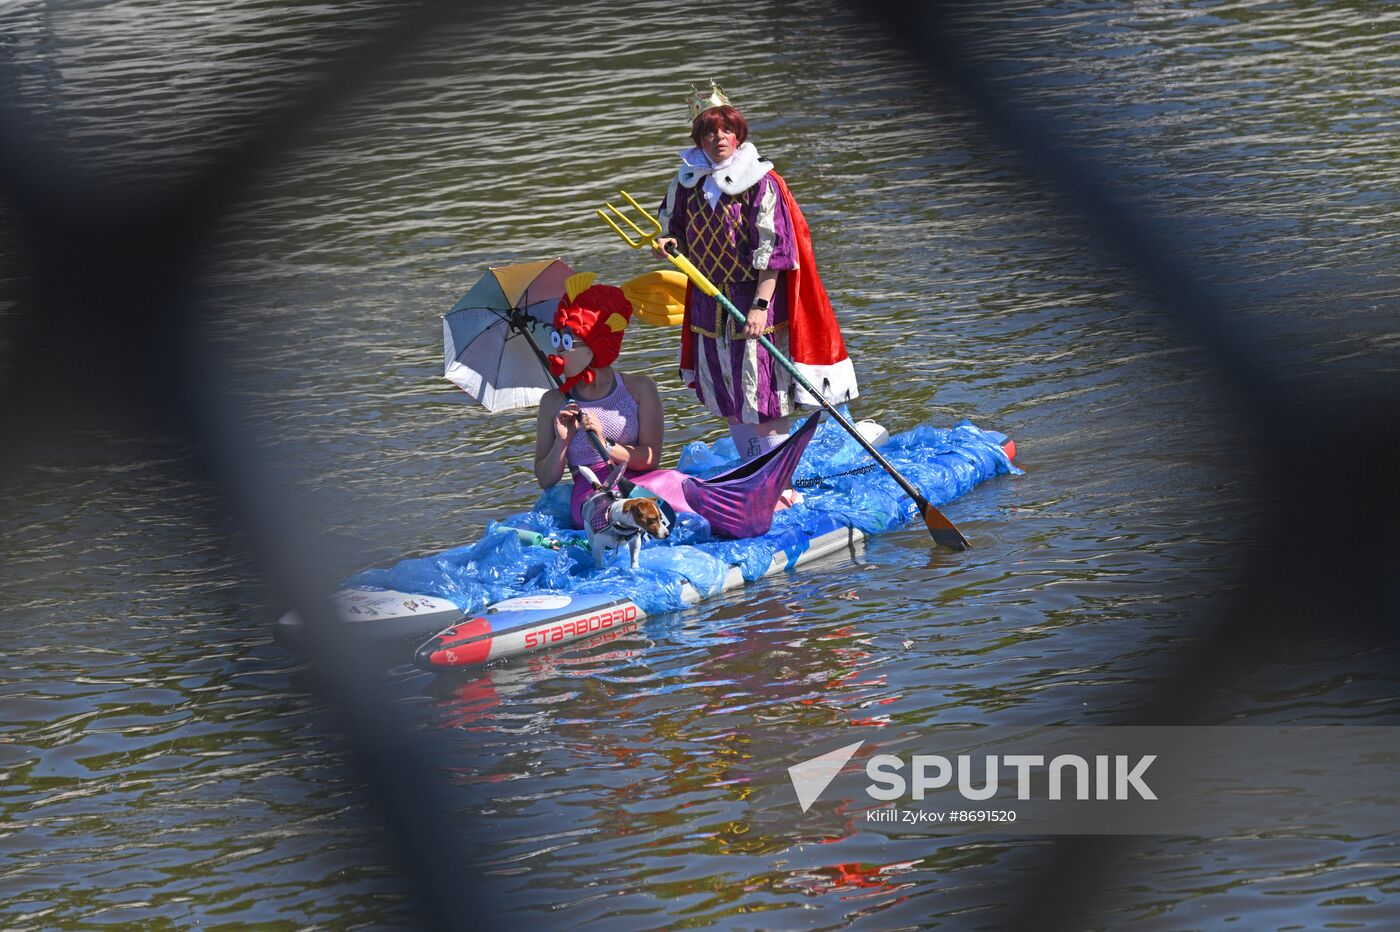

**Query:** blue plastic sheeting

left=347, top=416, right=1020, bottom=617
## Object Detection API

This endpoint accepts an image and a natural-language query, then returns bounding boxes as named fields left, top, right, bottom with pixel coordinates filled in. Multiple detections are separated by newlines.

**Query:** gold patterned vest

left=684, top=186, right=756, bottom=286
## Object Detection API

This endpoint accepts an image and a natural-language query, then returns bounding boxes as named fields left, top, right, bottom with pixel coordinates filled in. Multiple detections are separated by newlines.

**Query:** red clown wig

left=548, top=273, right=633, bottom=394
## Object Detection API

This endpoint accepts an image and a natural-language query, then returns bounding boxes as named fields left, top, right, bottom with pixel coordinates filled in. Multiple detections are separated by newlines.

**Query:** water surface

left=2, top=0, right=1397, bottom=927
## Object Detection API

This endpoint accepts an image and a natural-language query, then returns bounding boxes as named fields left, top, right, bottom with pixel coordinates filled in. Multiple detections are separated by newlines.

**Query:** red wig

left=690, top=105, right=749, bottom=148
left=548, top=283, right=633, bottom=393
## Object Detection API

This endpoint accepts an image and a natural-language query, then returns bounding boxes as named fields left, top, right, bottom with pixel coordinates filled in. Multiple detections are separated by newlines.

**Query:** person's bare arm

left=533, top=390, right=573, bottom=487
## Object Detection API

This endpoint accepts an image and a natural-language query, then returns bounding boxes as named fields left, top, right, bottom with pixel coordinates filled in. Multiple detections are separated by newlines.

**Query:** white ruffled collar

left=676, top=142, right=773, bottom=206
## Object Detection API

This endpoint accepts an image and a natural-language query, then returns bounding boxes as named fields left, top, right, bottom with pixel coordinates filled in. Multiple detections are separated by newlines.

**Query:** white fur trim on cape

left=676, top=143, right=773, bottom=208
left=792, top=357, right=859, bottom=408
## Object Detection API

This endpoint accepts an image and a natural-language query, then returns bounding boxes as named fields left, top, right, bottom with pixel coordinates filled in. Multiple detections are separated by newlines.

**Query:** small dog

left=577, top=463, right=671, bottom=569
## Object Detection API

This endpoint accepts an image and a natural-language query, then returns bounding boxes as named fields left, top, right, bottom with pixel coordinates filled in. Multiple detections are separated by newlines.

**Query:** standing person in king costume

left=655, top=81, right=858, bottom=502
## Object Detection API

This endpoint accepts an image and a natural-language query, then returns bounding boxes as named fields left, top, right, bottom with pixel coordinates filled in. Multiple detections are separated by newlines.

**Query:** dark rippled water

left=2, top=0, right=1398, bottom=927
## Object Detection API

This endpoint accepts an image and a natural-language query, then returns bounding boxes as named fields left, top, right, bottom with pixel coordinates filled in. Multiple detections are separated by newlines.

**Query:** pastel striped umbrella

left=442, top=258, right=574, bottom=412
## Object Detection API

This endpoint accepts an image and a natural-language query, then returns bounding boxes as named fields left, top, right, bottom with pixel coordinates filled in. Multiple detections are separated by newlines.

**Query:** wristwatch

left=751, top=297, right=770, bottom=311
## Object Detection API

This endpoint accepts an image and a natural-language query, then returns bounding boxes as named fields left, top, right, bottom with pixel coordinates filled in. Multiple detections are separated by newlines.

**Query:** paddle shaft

left=661, top=244, right=969, bottom=549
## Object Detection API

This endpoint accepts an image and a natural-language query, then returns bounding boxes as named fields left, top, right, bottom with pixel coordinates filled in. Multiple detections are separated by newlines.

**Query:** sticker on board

left=489, top=595, right=572, bottom=612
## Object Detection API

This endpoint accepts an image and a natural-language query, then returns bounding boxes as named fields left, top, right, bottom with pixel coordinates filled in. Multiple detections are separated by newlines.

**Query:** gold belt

left=689, top=319, right=788, bottom=341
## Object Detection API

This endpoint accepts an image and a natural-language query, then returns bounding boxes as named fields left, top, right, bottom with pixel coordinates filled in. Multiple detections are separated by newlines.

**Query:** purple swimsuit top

left=566, top=372, right=640, bottom=468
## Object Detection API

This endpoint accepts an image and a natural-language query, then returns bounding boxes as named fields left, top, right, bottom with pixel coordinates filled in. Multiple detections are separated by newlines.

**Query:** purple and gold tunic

left=661, top=172, right=800, bottom=424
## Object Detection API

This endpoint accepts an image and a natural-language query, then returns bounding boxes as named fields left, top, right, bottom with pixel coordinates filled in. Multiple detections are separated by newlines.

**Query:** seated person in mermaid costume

left=532, top=274, right=819, bottom=539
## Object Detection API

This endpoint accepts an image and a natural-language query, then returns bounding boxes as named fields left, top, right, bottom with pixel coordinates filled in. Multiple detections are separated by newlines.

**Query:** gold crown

left=687, top=80, right=732, bottom=121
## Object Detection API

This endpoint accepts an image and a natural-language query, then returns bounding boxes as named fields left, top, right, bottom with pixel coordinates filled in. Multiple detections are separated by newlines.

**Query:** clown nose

left=547, top=354, right=565, bottom=376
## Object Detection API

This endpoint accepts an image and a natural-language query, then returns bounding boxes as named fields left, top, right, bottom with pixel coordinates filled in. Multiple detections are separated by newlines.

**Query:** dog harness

left=586, top=491, right=642, bottom=540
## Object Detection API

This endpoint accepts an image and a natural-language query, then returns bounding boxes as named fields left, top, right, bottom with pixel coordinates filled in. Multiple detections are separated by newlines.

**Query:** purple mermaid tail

left=680, top=412, right=821, bottom=538
left=569, top=413, right=821, bottom=539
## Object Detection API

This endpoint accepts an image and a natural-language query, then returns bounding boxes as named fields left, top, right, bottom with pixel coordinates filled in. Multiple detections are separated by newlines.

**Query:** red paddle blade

left=920, top=501, right=971, bottom=551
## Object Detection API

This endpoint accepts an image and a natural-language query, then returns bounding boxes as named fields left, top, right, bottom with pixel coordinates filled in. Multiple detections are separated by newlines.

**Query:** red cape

left=679, top=171, right=849, bottom=382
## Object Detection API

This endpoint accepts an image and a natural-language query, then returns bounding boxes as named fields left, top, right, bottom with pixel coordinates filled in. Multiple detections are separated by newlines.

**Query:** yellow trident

left=596, top=191, right=721, bottom=299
